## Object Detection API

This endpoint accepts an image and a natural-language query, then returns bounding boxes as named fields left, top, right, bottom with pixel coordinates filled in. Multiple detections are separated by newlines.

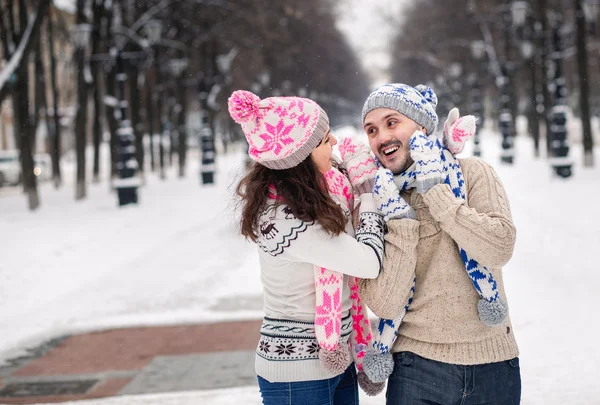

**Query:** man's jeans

left=257, top=364, right=358, bottom=405
left=386, top=352, right=521, bottom=405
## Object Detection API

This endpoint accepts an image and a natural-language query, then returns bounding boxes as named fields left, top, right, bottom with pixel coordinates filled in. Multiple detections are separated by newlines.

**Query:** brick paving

left=0, top=320, right=262, bottom=404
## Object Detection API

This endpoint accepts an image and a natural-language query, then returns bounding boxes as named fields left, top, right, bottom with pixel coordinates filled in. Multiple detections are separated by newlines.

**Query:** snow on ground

left=1, top=129, right=600, bottom=404
left=0, top=144, right=263, bottom=362
left=32, top=386, right=386, bottom=405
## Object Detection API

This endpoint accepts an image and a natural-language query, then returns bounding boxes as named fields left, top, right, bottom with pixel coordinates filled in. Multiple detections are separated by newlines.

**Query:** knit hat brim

left=255, top=107, right=330, bottom=170
left=361, top=84, right=438, bottom=135
left=362, top=95, right=437, bottom=135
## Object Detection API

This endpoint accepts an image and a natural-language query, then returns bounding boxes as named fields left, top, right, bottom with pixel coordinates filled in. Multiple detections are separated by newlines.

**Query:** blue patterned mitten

left=373, top=169, right=416, bottom=221
left=409, top=130, right=443, bottom=194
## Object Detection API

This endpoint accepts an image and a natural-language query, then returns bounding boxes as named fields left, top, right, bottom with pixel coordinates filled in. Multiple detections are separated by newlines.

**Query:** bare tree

left=0, top=0, right=52, bottom=210
left=73, top=0, right=89, bottom=200
left=47, top=11, right=63, bottom=187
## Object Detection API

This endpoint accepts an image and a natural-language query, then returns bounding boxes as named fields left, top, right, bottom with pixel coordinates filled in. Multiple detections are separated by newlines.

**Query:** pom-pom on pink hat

left=228, top=90, right=329, bottom=170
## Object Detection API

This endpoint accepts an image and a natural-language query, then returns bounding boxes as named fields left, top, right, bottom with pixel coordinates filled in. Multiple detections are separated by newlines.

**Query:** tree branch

left=0, top=0, right=51, bottom=104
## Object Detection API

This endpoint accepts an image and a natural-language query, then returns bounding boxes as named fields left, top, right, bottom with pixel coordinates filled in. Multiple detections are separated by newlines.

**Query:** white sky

left=336, top=0, right=410, bottom=86
left=53, top=0, right=75, bottom=12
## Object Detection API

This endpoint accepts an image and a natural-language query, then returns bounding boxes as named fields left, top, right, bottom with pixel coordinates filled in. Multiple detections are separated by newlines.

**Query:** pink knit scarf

left=315, top=167, right=373, bottom=376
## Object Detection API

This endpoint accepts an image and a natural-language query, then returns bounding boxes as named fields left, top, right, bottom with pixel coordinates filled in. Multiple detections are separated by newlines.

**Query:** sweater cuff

left=422, top=183, right=463, bottom=222
left=386, top=218, right=420, bottom=240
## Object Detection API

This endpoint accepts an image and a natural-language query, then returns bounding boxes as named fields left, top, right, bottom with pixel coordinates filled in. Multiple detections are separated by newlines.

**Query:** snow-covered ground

left=1, top=129, right=600, bottom=404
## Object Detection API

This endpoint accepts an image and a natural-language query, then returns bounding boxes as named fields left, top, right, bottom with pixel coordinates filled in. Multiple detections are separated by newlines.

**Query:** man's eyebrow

left=363, top=113, right=401, bottom=128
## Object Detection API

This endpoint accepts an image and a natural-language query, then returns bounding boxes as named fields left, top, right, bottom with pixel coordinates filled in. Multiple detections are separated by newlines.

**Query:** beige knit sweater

left=358, top=157, right=519, bottom=365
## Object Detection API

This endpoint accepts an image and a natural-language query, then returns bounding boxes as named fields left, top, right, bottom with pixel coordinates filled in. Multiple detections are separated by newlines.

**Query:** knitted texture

left=373, top=168, right=416, bottom=221
left=323, top=168, right=354, bottom=214
left=361, top=83, right=439, bottom=134
left=357, top=370, right=386, bottom=396
left=338, top=137, right=378, bottom=196
left=312, top=168, right=355, bottom=373
left=317, top=167, right=383, bottom=387
left=409, top=131, right=443, bottom=194
left=363, top=276, right=415, bottom=383
left=393, top=137, right=507, bottom=321
left=443, top=108, right=477, bottom=155
left=228, top=90, right=329, bottom=170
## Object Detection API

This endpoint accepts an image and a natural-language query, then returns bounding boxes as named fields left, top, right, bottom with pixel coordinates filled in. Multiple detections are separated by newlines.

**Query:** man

left=358, top=83, right=521, bottom=405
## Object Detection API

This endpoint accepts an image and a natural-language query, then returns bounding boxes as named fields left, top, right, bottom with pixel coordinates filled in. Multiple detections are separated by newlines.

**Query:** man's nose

left=377, top=127, right=394, bottom=146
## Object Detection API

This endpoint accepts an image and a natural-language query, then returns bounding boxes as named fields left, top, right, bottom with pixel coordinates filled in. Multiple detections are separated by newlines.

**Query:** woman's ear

left=421, top=126, right=427, bottom=134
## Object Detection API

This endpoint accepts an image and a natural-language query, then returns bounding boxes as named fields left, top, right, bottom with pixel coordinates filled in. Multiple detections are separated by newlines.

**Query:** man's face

left=363, top=108, right=425, bottom=175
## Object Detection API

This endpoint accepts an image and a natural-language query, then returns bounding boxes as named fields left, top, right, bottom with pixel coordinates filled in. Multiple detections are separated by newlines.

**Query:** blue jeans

left=386, top=352, right=521, bottom=405
left=257, top=364, right=358, bottom=405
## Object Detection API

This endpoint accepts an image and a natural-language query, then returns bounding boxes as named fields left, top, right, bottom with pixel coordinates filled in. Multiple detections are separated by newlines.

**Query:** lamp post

left=547, top=12, right=572, bottom=178
left=110, top=47, right=142, bottom=205
left=86, top=36, right=152, bottom=206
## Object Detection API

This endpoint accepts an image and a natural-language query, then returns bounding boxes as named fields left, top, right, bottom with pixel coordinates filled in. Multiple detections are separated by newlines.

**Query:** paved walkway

left=0, top=320, right=262, bottom=404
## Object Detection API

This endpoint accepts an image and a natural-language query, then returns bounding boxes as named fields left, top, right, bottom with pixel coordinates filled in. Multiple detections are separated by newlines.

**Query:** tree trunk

left=177, top=77, right=187, bottom=178
left=91, top=0, right=106, bottom=183
left=13, top=68, right=39, bottom=210
left=145, top=72, right=156, bottom=171
left=575, top=0, right=594, bottom=167
left=74, top=46, right=88, bottom=200
left=529, top=58, right=540, bottom=158
left=47, top=15, right=62, bottom=187
left=9, top=0, right=47, bottom=210
left=0, top=0, right=51, bottom=105
left=154, top=48, right=166, bottom=180
left=536, top=0, right=553, bottom=157
left=74, top=0, right=88, bottom=200
left=92, top=67, right=104, bottom=183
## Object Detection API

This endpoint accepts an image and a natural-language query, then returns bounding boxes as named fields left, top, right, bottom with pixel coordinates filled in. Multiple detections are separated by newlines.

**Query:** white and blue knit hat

left=361, top=83, right=439, bottom=134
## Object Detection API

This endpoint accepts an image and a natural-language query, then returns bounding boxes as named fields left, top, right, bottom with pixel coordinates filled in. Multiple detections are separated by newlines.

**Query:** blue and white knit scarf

left=363, top=139, right=507, bottom=383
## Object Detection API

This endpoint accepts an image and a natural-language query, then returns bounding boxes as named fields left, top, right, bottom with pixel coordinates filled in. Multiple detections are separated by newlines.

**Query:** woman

left=229, top=90, right=384, bottom=405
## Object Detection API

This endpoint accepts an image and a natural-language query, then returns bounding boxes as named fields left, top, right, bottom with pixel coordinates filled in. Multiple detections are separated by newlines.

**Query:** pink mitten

left=338, top=137, right=378, bottom=195
left=443, top=108, right=477, bottom=155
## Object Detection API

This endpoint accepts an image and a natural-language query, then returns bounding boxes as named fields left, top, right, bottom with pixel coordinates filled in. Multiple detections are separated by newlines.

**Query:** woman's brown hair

left=236, top=158, right=347, bottom=241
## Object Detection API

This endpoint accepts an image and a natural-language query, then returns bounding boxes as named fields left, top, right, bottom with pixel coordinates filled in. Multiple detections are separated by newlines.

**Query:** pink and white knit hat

left=228, top=90, right=329, bottom=170
left=228, top=90, right=330, bottom=170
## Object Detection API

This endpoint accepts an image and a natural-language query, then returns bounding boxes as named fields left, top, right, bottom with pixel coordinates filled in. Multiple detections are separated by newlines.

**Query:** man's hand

left=338, top=136, right=378, bottom=195
left=409, top=131, right=443, bottom=194
left=443, top=107, right=477, bottom=155
left=372, top=168, right=416, bottom=221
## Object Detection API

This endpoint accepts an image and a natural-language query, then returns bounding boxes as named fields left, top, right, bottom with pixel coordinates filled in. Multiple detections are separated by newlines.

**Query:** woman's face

left=310, top=129, right=337, bottom=174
